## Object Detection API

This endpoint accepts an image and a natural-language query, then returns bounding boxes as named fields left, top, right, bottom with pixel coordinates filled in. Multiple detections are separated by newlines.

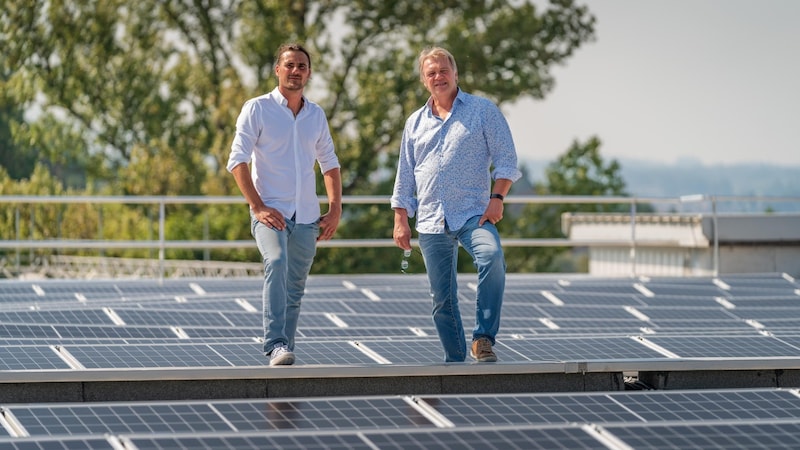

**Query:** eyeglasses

left=400, top=249, right=412, bottom=274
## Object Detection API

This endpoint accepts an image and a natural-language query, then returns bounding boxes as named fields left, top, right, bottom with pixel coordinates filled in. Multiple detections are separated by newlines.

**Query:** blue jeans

left=251, top=213, right=319, bottom=354
left=418, top=215, right=506, bottom=362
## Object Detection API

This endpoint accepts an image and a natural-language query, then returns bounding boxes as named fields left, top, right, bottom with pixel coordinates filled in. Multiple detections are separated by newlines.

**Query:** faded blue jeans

left=251, top=212, right=319, bottom=355
left=418, top=215, right=506, bottom=362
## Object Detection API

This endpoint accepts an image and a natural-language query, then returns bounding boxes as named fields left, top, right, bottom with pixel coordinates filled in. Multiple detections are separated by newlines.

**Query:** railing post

left=203, top=211, right=210, bottom=261
left=159, top=200, right=165, bottom=284
left=629, top=199, right=637, bottom=277
left=712, top=195, right=719, bottom=277
left=15, top=207, right=20, bottom=275
left=29, top=209, right=34, bottom=265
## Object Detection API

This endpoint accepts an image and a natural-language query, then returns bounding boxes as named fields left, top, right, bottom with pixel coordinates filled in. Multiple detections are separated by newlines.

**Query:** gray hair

left=417, top=46, right=458, bottom=83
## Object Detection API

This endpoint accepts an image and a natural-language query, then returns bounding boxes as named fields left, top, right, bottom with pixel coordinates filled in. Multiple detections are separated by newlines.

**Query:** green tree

left=505, top=136, right=652, bottom=272
left=1, top=0, right=596, bottom=272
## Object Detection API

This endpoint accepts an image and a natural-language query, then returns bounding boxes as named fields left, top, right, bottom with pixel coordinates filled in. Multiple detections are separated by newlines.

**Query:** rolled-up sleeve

left=315, top=115, right=340, bottom=173
left=226, top=100, right=259, bottom=172
left=484, top=103, right=522, bottom=183
left=390, top=126, right=418, bottom=217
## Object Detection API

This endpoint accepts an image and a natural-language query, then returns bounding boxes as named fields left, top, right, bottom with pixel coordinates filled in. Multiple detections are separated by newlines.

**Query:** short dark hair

left=275, top=43, right=311, bottom=69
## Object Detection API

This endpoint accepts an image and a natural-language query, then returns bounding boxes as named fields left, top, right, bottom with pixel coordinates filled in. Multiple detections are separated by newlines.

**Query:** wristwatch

left=490, top=193, right=504, bottom=201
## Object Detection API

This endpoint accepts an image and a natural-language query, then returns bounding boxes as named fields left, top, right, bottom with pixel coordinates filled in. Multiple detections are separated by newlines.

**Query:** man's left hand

left=318, top=207, right=341, bottom=241
left=479, top=199, right=504, bottom=226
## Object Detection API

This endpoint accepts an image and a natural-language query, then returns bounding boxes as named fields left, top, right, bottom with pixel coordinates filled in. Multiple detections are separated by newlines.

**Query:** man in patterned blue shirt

left=391, top=46, right=522, bottom=363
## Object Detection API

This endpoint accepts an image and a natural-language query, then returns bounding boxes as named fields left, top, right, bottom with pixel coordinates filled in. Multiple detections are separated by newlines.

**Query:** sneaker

left=269, top=345, right=295, bottom=366
left=470, top=337, right=497, bottom=362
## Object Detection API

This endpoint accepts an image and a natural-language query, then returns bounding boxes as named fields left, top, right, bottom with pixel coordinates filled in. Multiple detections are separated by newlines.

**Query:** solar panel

left=0, top=310, right=114, bottom=326
left=643, top=335, right=800, bottom=358
left=727, top=297, right=800, bottom=308
left=111, top=309, right=238, bottom=327
left=298, top=327, right=422, bottom=339
left=554, top=282, right=642, bottom=295
left=4, top=402, right=233, bottom=436
left=182, top=327, right=260, bottom=339
left=124, top=432, right=374, bottom=450
left=546, top=292, right=646, bottom=307
left=637, top=295, right=730, bottom=308
left=295, top=340, right=391, bottom=365
left=0, top=324, right=60, bottom=339
left=731, top=307, right=800, bottom=321
left=210, top=397, right=435, bottom=431
left=0, top=437, right=116, bottom=449
left=416, top=393, right=642, bottom=425
left=643, top=283, right=729, bottom=297
left=638, top=307, right=740, bottom=321
left=537, top=305, right=639, bottom=320
left=340, top=301, right=431, bottom=316
left=538, top=319, right=649, bottom=335
left=500, top=336, right=668, bottom=361
left=602, top=421, right=800, bottom=450
left=612, top=389, right=800, bottom=422
left=0, top=346, right=71, bottom=371
left=327, top=314, right=434, bottom=329
left=499, top=291, right=556, bottom=304
left=63, top=344, right=235, bottom=369
left=360, top=425, right=611, bottom=450
left=649, top=320, right=758, bottom=334
left=54, top=325, right=180, bottom=340
left=6, top=274, right=800, bottom=448
left=344, top=338, right=448, bottom=364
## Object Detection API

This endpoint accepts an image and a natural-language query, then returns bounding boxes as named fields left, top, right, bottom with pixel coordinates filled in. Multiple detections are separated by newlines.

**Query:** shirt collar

left=425, top=87, right=463, bottom=112
left=273, top=87, right=306, bottom=110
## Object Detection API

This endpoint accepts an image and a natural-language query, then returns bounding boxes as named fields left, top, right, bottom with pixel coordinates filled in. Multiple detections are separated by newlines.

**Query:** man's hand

left=479, top=198, right=504, bottom=226
left=393, top=208, right=412, bottom=250
left=318, top=205, right=341, bottom=241
left=253, top=205, right=286, bottom=230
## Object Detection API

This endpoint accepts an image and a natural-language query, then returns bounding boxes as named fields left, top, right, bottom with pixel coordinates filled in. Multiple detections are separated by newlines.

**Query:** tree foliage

left=0, top=0, right=597, bottom=273
left=505, top=136, right=651, bottom=272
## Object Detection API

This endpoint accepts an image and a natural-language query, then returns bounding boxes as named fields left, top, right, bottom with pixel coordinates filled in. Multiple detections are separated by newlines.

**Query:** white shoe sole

left=269, top=351, right=295, bottom=366
left=470, top=350, right=497, bottom=363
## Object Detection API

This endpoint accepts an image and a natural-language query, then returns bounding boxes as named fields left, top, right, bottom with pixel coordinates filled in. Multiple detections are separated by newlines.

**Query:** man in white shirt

left=227, top=43, right=342, bottom=366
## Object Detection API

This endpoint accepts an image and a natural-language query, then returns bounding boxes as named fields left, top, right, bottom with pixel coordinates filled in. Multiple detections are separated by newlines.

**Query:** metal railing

left=2, top=194, right=799, bottom=279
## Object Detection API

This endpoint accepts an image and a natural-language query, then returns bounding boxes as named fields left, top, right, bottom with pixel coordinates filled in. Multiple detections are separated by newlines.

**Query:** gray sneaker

left=269, top=344, right=295, bottom=366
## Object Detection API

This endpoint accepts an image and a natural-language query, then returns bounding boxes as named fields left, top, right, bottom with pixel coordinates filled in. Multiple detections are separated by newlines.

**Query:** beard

left=283, top=77, right=306, bottom=91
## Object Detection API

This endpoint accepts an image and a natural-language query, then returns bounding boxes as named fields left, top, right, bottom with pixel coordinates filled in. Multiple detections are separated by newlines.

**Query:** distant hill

left=520, top=157, right=800, bottom=213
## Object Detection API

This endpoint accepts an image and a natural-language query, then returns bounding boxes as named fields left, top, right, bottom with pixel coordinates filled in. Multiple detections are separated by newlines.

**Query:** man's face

left=421, top=55, right=457, bottom=98
left=275, top=50, right=311, bottom=92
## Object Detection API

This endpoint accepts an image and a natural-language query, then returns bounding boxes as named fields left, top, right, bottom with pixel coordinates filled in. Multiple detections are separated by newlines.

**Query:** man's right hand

left=254, top=205, right=286, bottom=231
left=393, top=209, right=412, bottom=250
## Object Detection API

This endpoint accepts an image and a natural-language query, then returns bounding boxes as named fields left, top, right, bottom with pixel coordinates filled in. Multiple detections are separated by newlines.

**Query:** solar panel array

left=1, top=272, right=799, bottom=368
left=2, top=272, right=800, bottom=448
left=2, top=389, right=800, bottom=448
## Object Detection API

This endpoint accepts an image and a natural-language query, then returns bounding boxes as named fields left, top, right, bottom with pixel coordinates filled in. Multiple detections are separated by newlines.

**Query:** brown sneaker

left=470, top=337, right=497, bottom=362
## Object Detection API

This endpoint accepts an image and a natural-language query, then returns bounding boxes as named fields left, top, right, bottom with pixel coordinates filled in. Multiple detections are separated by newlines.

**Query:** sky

left=504, top=0, right=800, bottom=167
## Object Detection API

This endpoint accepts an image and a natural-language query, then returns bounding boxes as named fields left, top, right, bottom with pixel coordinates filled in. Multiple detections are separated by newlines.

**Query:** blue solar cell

left=612, top=389, right=800, bottom=422
left=644, top=335, right=800, bottom=358
left=5, top=402, right=233, bottom=436
left=500, top=336, right=667, bottom=361
left=210, top=397, right=434, bottom=431
left=125, top=433, right=374, bottom=450
left=63, top=344, right=234, bottom=369
left=0, top=346, right=71, bottom=370
left=604, top=422, right=800, bottom=450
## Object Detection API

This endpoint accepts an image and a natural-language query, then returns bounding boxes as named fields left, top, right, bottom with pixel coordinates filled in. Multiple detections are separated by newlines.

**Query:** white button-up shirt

left=227, top=88, right=340, bottom=224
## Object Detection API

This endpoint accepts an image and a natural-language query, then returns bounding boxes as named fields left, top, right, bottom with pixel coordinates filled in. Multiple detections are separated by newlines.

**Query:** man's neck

left=279, top=87, right=304, bottom=116
left=431, top=90, right=456, bottom=118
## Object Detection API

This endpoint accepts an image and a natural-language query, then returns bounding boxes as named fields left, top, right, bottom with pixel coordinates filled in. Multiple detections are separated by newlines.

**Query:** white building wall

left=589, top=247, right=715, bottom=277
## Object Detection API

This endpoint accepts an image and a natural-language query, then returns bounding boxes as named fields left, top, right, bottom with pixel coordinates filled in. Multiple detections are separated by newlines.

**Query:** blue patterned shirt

left=391, top=89, right=522, bottom=233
